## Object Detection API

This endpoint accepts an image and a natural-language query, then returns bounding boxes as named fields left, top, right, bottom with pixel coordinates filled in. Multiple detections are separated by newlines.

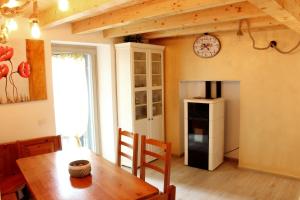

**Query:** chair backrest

left=147, top=185, right=176, bottom=200
left=140, top=135, right=172, bottom=193
left=117, top=128, right=139, bottom=176
left=17, top=135, right=62, bottom=158
left=0, top=142, right=19, bottom=181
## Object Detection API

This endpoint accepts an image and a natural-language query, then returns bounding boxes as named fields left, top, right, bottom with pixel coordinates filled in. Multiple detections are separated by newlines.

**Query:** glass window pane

left=152, top=62, right=161, bottom=75
left=153, top=103, right=162, bottom=116
left=152, top=90, right=162, bottom=103
left=134, top=61, right=146, bottom=74
left=152, top=53, right=161, bottom=61
left=152, top=75, right=161, bottom=86
left=135, top=91, right=147, bottom=105
left=135, top=75, right=146, bottom=87
left=134, top=52, right=146, bottom=60
left=136, top=105, right=147, bottom=120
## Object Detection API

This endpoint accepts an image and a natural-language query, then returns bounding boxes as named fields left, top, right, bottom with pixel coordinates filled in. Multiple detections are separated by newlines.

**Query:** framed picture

left=0, top=39, right=47, bottom=104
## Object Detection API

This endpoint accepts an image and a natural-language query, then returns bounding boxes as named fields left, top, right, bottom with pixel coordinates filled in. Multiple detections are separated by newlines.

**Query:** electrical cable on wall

left=238, top=19, right=300, bottom=54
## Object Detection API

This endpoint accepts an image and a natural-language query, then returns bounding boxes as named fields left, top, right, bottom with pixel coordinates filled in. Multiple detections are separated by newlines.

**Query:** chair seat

left=0, top=174, right=26, bottom=195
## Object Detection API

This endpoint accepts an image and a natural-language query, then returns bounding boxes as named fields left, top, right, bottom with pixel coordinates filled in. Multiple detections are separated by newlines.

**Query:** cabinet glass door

left=134, top=52, right=147, bottom=88
left=151, top=52, right=162, bottom=117
left=135, top=91, right=147, bottom=120
left=150, top=51, right=163, bottom=151
left=151, top=53, right=162, bottom=87
left=152, top=89, right=162, bottom=116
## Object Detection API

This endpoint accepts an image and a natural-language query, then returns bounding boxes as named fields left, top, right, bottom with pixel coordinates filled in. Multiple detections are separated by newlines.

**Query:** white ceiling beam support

left=248, top=0, right=300, bottom=34
left=103, top=2, right=265, bottom=38
left=71, top=0, right=245, bottom=34
left=39, top=0, right=145, bottom=28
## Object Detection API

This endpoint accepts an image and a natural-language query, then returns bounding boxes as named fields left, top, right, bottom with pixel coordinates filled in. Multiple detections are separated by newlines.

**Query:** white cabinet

left=184, top=98, right=224, bottom=171
left=115, top=42, right=165, bottom=165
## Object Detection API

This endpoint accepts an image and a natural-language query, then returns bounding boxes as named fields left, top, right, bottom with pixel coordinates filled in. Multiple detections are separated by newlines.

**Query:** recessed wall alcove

left=179, top=80, right=240, bottom=160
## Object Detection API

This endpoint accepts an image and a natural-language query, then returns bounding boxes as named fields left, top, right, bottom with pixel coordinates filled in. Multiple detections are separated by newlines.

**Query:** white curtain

left=52, top=54, right=89, bottom=139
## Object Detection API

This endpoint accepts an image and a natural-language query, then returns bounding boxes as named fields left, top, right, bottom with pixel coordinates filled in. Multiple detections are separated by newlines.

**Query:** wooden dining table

left=16, top=148, right=158, bottom=200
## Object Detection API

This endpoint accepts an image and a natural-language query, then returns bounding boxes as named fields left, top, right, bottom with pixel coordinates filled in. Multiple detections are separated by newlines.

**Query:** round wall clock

left=193, top=34, right=221, bottom=58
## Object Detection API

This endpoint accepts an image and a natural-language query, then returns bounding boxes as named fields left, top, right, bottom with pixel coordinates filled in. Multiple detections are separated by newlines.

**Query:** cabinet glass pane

left=134, top=52, right=147, bottom=88
left=134, top=52, right=146, bottom=60
left=135, top=91, right=147, bottom=105
left=152, top=53, right=162, bottom=86
left=152, top=53, right=161, bottom=61
left=135, top=75, right=146, bottom=87
left=152, top=62, right=161, bottom=75
left=152, top=75, right=161, bottom=86
left=152, top=90, right=162, bottom=103
left=134, top=61, right=146, bottom=74
left=136, top=105, right=147, bottom=120
left=153, top=103, right=162, bottom=116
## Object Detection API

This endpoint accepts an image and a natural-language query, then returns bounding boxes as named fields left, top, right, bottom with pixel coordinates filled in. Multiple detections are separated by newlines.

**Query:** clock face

left=193, top=35, right=221, bottom=58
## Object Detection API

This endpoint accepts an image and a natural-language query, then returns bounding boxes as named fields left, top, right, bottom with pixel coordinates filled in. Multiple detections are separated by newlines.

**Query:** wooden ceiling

left=39, top=0, right=300, bottom=39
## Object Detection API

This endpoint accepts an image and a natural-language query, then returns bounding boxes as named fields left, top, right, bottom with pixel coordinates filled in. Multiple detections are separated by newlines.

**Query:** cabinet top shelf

left=134, top=87, right=147, bottom=91
left=136, top=104, right=147, bottom=107
left=115, top=42, right=165, bottom=50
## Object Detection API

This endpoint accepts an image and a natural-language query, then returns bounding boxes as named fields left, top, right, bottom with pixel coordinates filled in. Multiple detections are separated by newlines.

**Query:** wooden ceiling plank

left=143, top=16, right=283, bottom=39
left=102, top=2, right=266, bottom=38
left=213, top=25, right=287, bottom=37
left=71, top=0, right=246, bottom=34
left=39, top=0, right=146, bottom=28
left=248, top=0, right=300, bottom=34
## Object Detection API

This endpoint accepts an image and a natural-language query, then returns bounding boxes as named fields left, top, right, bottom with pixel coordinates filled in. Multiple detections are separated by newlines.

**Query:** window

left=51, top=44, right=100, bottom=153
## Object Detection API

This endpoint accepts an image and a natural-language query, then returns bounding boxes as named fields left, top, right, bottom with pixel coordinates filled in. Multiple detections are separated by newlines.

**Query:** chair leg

left=167, top=185, right=176, bottom=200
left=163, top=143, right=172, bottom=193
left=132, top=133, right=139, bottom=176
left=117, top=128, right=122, bottom=167
left=140, top=135, right=146, bottom=181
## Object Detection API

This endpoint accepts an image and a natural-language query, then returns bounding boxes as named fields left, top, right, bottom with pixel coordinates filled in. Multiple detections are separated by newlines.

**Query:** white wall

left=97, top=44, right=118, bottom=163
left=222, top=81, right=240, bottom=159
left=0, top=17, right=113, bottom=143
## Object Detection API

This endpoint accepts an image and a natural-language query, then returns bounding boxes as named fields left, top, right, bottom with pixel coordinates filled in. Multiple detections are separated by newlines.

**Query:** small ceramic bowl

left=68, top=160, right=91, bottom=178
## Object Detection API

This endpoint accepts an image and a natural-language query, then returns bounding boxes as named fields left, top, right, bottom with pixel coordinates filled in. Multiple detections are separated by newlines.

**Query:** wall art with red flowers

left=0, top=39, right=47, bottom=104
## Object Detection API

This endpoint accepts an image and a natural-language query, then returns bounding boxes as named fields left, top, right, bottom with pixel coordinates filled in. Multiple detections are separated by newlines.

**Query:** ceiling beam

left=143, top=16, right=283, bottom=39
left=72, top=0, right=246, bottom=34
left=248, top=0, right=300, bottom=34
left=39, top=0, right=146, bottom=28
left=102, top=2, right=266, bottom=38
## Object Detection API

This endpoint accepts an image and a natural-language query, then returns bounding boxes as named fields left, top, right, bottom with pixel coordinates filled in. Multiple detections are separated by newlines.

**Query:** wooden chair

left=17, top=135, right=62, bottom=158
left=117, top=128, right=138, bottom=176
left=0, top=135, right=62, bottom=199
left=0, top=142, right=26, bottom=196
left=1, top=193, right=18, bottom=200
left=0, top=142, right=20, bottom=181
left=147, top=185, right=176, bottom=200
left=0, top=135, right=62, bottom=197
left=140, top=135, right=172, bottom=193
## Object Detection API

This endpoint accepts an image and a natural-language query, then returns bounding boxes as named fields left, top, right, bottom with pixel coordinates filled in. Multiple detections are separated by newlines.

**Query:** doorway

left=51, top=44, right=100, bottom=153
